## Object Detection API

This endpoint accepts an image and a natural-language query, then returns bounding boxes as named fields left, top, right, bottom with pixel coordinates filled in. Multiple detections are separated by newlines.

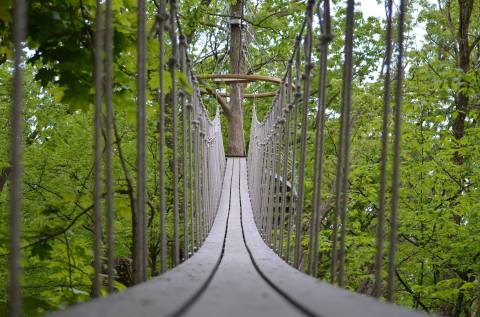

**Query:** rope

left=374, top=0, right=394, bottom=298
left=135, top=0, right=148, bottom=284
left=188, top=97, right=195, bottom=255
left=332, top=0, right=355, bottom=287
left=266, top=134, right=275, bottom=244
left=93, top=0, right=105, bottom=295
left=388, top=0, right=406, bottom=302
left=9, top=0, right=27, bottom=314
left=180, top=35, right=189, bottom=259
left=105, top=0, right=115, bottom=294
left=278, top=82, right=288, bottom=258
left=273, top=129, right=280, bottom=251
left=286, top=47, right=300, bottom=263
left=308, top=0, right=332, bottom=277
left=294, top=0, right=315, bottom=269
left=158, top=0, right=167, bottom=274
left=169, top=0, right=180, bottom=267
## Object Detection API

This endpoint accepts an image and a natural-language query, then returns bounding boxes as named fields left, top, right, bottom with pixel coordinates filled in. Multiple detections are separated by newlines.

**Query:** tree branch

left=396, top=269, right=431, bottom=313
left=203, top=85, right=230, bottom=115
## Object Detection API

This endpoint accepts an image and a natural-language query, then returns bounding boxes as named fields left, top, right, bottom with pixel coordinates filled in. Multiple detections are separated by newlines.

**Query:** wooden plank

left=183, top=158, right=303, bottom=317
left=49, top=159, right=233, bottom=317
left=239, top=158, right=429, bottom=317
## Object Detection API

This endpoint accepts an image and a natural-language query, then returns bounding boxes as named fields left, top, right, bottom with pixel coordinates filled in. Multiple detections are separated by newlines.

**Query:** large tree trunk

left=226, top=0, right=246, bottom=155
left=450, top=0, right=473, bottom=228
left=439, top=2, right=475, bottom=315
left=451, top=0, right=473, bottom=166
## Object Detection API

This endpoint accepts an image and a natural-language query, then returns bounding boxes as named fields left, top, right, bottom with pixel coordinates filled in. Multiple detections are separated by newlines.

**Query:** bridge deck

left=50, top=158, right=426, bottom=317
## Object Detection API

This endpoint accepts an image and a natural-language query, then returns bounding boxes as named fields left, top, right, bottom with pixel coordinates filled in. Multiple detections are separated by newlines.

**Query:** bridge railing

left=247, top=0, right=406, bottom=303
left=5, top=0, right=225, bottom=315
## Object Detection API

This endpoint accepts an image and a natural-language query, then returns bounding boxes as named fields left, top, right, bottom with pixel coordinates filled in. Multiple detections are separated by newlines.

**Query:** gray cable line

left=388, top=0, right=406, bottom=302
left=105, top=0, right=115, bottom=293
left=170, top=0, right=180, bottom=267
left=294, top=0, right=315, bottom=270
left=180, top=35, right=189, bottom=260
left=135, top=0, right=147, bottom=283
left=158, top=0, right=167, bottom=274
left=308, top=0, right=332, bottom=277
left=9, top=0, right=26, bottom=315
left=93, top=0, right=104, bottom=296
left=375, top=0, right=394, bottom=298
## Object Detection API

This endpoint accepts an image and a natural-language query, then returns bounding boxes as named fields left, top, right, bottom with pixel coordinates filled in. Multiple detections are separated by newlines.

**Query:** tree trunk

left=226, top=0, right=246, bottom=155
left=451, top=0, right=473, bottom=230
left=451, top=0, right=473, bottom=167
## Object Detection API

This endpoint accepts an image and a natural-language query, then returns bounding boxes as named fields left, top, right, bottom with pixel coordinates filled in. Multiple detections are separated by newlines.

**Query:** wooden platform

left=49, top=158, right=427, bottom=317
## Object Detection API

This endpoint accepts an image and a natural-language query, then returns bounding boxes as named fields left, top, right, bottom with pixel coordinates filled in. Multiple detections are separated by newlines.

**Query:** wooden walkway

left=50, top=158, right=426, bottom=317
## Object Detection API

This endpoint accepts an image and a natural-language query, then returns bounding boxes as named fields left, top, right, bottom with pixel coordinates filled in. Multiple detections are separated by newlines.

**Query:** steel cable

left=331, top=0, right=354, bottom=287
left=294, top=0, right=314, bottom=269
left=374, top=0, right=394, bottom=298
left=388, top=0, right=406, bottom=302
left=93, top=0, right=104, bottom=295
left=9, top=0, right=26, bottom=315
left=105, top=0, right=115, bottom=293
left=180, top=35, right=189, bottom=260
left=158, top=0, right=167, bottom=274
left=169, top=0, right=180, bottom=266
left=308, top=0, right=332, bottom=277
left=135, top=0, right=147, bottom=283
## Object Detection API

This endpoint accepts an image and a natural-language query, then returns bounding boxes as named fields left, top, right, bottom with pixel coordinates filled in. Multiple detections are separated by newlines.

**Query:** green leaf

left=149, top=70, right=172, bottom=92
left=30, top=241, right=53, bottom=261
left=0, top=0, right=11, bottom=23
left=177, top=70, right=193, bottom=95
left=41, top=204, right=60, bottom=216
left=23, top=296, right=55, bottom=315
left=114, top=280, right=127, bottom=292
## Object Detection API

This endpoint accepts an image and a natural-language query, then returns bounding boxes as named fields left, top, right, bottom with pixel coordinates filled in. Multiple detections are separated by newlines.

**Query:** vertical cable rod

left=179, top=35, right=189, bottom=260
left=308, top=0, right=332, bottom=277
left=388, top=0, right=406, bottom=302
left=266, top=134, right=276, bottom=245
left=135, top=0, right=147, bottom=283
left=279, top=81, right=289, bottom=259
left=294, top=0, right=314, bottom=269
left=93, top=0, right=104, bottom=296
left=337, top=0, right=355, bottom=287
left=271, top=130, right=279, bottom=249
left=193, top=116, right=201, bottom=247
left=188, top=99, right=195, bottom=255
left=104, top=0, right=115, bottom=293
left=169, top=0, right=180, bottom=266
left=374, top=0, right=394, bottom=298
left=286, top=38, right=302, bottom=264
left=157, top=0, right=167, bottom=274
left=9, top=0, right=27, bottom=314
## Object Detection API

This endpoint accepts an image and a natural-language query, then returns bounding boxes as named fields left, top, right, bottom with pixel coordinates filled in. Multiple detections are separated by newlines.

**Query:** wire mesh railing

left=5, top=0, right=225, bottom=315
left=247, top=0, right=406, bottom=301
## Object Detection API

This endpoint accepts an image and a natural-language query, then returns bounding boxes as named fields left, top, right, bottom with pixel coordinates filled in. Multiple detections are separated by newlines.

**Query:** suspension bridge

left=6, top=0, right=431, bottom=316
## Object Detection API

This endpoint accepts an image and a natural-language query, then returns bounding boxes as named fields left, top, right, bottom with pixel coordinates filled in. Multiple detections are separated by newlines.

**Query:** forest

left=0, top=0, right=479, bottom=316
